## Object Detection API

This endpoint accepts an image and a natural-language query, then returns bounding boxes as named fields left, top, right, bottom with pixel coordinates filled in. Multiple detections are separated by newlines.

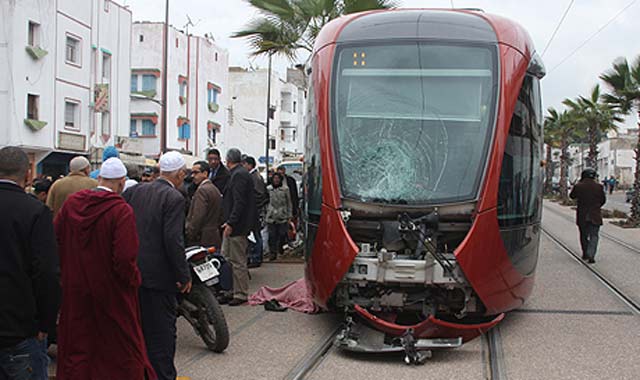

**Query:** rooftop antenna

left=183, top=14, right=201, bottom=35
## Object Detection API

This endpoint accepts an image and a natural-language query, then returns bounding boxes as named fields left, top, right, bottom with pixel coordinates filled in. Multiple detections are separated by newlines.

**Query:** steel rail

left=542, top=228, right=640, bottom=315
left=283, top=326, right=341, bottom=380
left=485, top=326, right=508, bottom=380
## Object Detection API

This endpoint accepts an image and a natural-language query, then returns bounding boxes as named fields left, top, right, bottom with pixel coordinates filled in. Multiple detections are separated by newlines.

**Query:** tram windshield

left=333, top=43, right=498, bottom=205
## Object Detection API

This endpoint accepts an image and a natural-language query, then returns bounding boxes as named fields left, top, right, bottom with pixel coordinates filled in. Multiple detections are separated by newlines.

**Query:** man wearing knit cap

left=46, top=155, right=97, bottom=217
left=221, top=148, right=256, bottom=306
left=55, top=157, right=156, bottom=379
left=89, top=145, right=120, bottom=179
left=123, top=151, right=191, bottom=380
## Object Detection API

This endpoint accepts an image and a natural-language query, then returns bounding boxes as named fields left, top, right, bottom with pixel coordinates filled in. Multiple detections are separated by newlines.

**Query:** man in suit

left=242, top=155, right=269, bottom=267
left=186, top=161, right=223, bottom=249
left=0, top=147, right=60, bottom=380
left=207, top=148, right=230, bottom=193
left=123, top=151, right=191, bottom=380
left=569, top=168, right=606, bottom=264
left=221, top=148, right=256, bottom=306
left=46, top=156, right=98, bottom=217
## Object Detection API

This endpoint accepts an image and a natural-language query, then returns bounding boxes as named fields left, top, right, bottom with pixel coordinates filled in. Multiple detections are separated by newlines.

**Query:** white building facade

left=227, top=67, right=307, bottom=166
left=129, top=22, right=228, bottom=159
left=0, top=0, right=131, bottom=177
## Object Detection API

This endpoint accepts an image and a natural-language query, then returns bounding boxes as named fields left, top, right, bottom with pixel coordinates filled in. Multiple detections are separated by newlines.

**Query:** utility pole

left=265, top=53, right=272, bottom=173
left=160, top=0, right=169, bottom=153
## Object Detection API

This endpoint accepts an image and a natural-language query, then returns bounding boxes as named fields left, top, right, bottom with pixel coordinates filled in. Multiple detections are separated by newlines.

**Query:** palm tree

left=600, top=56, right=640, bottom=227
left=563, top=85, right=622, bottom=169
left=545, top=107, right=577, bottom=202
left=233, top=0, right=396, bottom=60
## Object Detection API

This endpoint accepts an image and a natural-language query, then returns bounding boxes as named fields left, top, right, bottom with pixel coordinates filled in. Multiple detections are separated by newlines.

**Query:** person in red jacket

left=54, top=158, right=156, bottom=380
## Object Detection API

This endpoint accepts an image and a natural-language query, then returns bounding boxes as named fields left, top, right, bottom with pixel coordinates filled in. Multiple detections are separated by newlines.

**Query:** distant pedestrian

left=55, top=158, right=156, bottom=380
left=89, top=145, right=119, bottom=179
left=124, top=162, right=141, bottom=192
left=221, top=148, right=256, bottom=306
left=46, top=156, right=98, bottom=217
left=141, top=167, right=154, bottom=182
left=242, top=156, right=269, bottom=267
left=0, top=147, right=60, bottom=380
left=277, top=166, right=299, bottom=219
left=207, top=148, right=230, bottom=193
left=186, top=161, right=223, bottom=249
left=608, top=177, right=616, bottom=194
left=601, top=176, right=609, bottom=192
left=570, top=168, right=606, bottom=264
left=266, top=172, right=292, bottom=261
left=123, top=151, right=192, bottom=380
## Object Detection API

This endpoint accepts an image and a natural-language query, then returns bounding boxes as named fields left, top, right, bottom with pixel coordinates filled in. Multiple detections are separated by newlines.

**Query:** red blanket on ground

left=249, top=278, right=322, bottom=314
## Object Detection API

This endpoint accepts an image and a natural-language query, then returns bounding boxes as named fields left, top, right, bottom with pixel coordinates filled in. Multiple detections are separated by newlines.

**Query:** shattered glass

left=334, top=43, right=497, bottom=204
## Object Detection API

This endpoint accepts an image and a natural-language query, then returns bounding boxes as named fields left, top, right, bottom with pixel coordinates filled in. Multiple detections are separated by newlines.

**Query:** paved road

left=604, top=190, right=631, bottom=214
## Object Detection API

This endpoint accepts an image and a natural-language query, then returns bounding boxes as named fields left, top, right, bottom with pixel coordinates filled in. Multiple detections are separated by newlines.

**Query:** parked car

left=626, top=187, right=636, bottom=203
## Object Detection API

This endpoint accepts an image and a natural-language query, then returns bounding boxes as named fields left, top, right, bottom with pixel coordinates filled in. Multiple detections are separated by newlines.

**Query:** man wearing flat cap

left=123, top=151, right=191, bottom=380
left=55, top=158, right=156, bottom=379
left=46, top=155, right=97, bottom=217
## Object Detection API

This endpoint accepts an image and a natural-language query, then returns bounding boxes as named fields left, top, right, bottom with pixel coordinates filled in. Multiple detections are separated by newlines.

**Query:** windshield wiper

left=371, top=197, right=409, bottom=205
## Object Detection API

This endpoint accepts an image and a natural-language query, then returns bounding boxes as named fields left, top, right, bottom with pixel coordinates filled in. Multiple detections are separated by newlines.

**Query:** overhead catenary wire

left=540, top=0, right=575, bottom=57
left=547, top=0, right=638, bottom=75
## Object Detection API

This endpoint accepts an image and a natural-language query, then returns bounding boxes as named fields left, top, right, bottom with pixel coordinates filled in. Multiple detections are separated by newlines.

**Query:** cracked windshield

left=334, top=44, right=497, bottom=204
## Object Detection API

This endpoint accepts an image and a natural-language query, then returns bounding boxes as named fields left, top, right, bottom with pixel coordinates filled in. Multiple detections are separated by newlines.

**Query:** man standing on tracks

left=123, top=151, right=191, bottom=380
left=570, top=168, right=606, bottom=264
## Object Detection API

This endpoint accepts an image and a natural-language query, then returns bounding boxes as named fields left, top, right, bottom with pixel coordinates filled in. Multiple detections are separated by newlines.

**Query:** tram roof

left=316, top=9, right=535, bottom=58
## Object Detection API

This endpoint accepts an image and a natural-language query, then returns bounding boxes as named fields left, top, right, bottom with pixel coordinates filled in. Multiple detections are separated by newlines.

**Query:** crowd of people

left=0, top=145, right=299, bottom=380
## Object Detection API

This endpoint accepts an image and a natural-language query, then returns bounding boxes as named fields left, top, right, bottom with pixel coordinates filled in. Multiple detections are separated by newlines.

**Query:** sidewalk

left=543, top=200, right=639, bottom=252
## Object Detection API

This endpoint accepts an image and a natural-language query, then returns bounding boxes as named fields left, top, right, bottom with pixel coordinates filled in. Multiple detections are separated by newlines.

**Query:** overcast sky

left=122, top=0, right=640, bottom=128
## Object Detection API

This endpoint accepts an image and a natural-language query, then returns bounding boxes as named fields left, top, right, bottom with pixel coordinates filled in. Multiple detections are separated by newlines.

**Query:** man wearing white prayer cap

left=46, top=155, right=98, bottom=217
left=123, top=150, right=191, bottom=380
left=54, top=157, right=156, bottom=379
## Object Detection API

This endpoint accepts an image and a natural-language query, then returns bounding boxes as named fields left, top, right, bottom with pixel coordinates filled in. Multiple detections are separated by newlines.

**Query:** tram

left=302, top=8, right=545, bottom=358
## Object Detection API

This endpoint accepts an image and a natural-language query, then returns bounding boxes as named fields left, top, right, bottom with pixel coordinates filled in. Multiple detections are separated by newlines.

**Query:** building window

left=178, top=122, right=191, bottom=140
left=65, top=35, right=81, bottom=65
left=293, top=129, right=296, bottom=142
left=215, top=52, right=218, bottom=61
left=293, top=101, right=297, bottom=113
left=207, top=88, right=219, bottom=104
left=130, top=120, right=138, bottom=137
left=142, top=75, right=157, bottom=91
left=175, top=38, right=179, bottom=48
left=28, top=21, right=40, bottom=47
left=64, top=101, right=79, bottom=129
left=27, top=94, right=39, bottom=120
left=139, top=35, right=144, bottom=42
left=208, top=128, right=217, bottom=144
left=280, top=128, right=285, bottom=141
left=179, top=81, right=187, bottom=98
left=269, top=138, right=276, bottom=150
left=130, top=75, right=138, bottom=92
left=104, top=0, right=110, bottom=12
left=142, top=119, right=156, bottom=136
left=102, top=53, right=111, bottom=82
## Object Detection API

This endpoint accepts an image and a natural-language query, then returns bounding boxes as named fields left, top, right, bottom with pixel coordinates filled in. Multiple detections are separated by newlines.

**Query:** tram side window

left=497, top=75, right=543, bottom=226
left=304, top=81, right=322, bottom=216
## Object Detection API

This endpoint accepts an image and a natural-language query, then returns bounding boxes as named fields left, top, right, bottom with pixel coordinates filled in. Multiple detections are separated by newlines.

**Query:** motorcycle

left=178, top=246, right=230, bottom=353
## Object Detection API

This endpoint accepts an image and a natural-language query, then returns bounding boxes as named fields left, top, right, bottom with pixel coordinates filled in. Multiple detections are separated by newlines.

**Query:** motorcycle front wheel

left=189, top=284, right=230, bottom=352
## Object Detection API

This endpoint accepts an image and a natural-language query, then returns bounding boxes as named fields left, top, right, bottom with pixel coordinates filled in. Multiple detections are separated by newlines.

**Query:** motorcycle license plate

left=194, top=260, right=219, bottom=282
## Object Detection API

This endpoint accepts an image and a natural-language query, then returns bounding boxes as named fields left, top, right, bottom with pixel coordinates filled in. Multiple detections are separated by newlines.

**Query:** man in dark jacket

left=569, top=168, right=606, bottom=264
left=242, top=156, right=269, bottom=267
left=0, top=147, right=60, bottom=380
left=186, top=161, right=223, bottom=248
left=123, top=151, right=191, bottom=380
left=277, top=166, right=299, bottom=218
left=207, top=148, right=230, bottom=193
left=221, top=148, right=256, bottom=306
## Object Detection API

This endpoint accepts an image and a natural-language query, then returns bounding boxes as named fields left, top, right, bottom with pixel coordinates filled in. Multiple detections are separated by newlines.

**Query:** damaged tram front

left=303, top=9, right=544, bottom=361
